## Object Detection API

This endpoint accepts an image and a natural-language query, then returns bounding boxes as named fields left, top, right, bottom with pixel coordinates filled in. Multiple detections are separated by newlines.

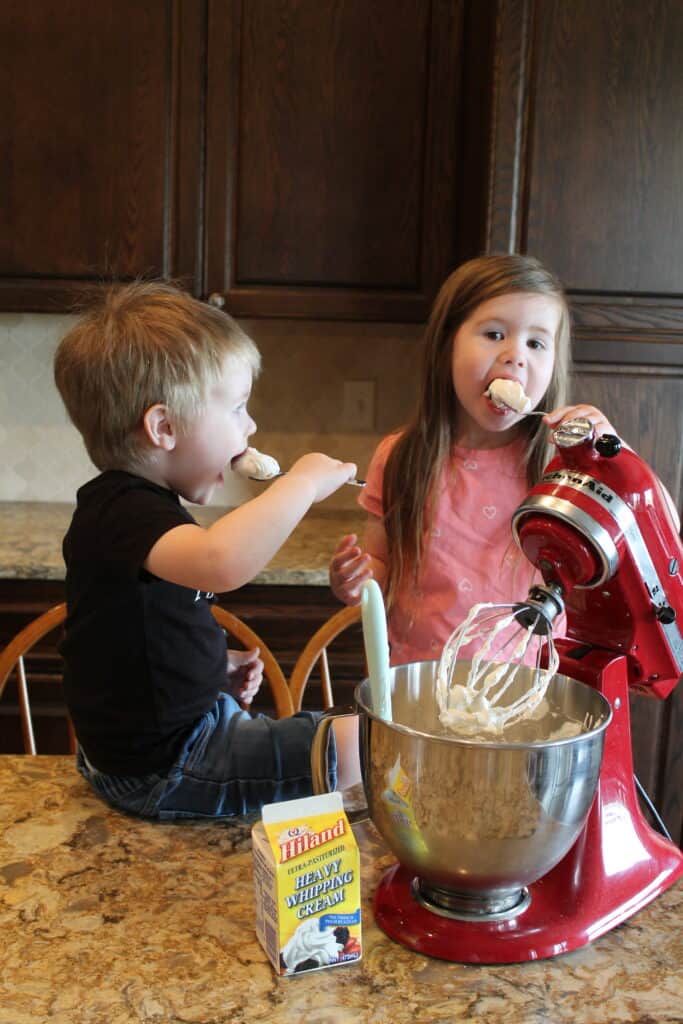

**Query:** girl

left=329, top=254, right=617, bottom=666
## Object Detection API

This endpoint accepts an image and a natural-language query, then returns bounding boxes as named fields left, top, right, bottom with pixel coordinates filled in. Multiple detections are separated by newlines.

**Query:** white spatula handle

left=361, top=579, right=392, bottom=721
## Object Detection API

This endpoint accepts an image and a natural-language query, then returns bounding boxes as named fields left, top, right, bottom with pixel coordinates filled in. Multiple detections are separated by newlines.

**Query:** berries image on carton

left=252, top=792, right=362, bottom=976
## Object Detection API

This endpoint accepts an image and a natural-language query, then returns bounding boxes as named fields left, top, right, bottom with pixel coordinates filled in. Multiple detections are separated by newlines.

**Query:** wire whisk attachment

left=436, top=586, right=564, bottom=735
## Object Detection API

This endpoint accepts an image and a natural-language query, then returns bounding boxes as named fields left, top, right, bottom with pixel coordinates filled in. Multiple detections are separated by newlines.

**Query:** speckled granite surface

left=1, top=756, right=682, bottom=1024
left=0, top=501, right=364, bottom=585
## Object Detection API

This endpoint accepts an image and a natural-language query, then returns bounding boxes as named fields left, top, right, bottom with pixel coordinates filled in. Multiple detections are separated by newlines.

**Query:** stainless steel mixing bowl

left=313, top=659, right=612, bottom=910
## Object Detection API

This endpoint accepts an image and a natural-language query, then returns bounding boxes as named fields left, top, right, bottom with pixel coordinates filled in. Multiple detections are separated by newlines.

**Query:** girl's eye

left=527, top=338, right=546, bottom=351
left=485, top=330, right=504, bottom=341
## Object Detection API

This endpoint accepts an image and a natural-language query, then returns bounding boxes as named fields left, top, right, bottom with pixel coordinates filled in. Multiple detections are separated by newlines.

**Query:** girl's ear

left=142, top=404, right=177, bottom=451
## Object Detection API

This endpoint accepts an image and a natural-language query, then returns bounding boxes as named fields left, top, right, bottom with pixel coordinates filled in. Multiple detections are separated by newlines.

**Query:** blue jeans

left=77, top=693, right=337, bottom=820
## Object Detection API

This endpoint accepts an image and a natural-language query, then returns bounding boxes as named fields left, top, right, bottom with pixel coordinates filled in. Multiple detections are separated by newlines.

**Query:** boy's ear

left=143, top=404, right=177, bottom=451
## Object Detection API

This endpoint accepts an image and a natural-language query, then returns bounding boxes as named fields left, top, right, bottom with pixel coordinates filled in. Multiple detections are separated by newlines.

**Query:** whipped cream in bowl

left=232, top=446, right=281, bottom=481
left=485, top=378, right=533, bottom=414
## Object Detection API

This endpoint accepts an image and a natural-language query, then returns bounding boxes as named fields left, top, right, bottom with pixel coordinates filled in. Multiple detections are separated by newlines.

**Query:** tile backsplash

left=0, top=312, right=422, bottom=509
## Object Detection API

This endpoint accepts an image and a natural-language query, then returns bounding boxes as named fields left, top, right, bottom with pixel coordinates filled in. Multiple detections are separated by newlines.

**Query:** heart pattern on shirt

left=464, top=460, right=478, bottom=470
left=483, top=506, right=497, bottom=519
left=458, top=577, right=473, bottom=592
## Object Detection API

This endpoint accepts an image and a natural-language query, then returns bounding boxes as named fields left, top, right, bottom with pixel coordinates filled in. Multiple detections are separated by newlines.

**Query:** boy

left=54, top=281, right=359, bottom=818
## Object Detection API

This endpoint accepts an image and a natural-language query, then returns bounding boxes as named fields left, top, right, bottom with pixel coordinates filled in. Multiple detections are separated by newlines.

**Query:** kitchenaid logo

left=278, top=819, right=347, bottom=863
left=543, top=470, right=615, bottom=505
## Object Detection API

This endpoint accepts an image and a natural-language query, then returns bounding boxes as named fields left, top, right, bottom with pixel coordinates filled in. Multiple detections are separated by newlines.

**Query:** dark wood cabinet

left=526, top=0, right=683, bottom=299
left=486, top=0, right=683, bottom=345
left=1, top=0, right=485, bottom=320
left=0, top=0, right=204, bottom=311
left=205, top=0, right=475, bottom=320
left=4, top=0, right=683, bottom=333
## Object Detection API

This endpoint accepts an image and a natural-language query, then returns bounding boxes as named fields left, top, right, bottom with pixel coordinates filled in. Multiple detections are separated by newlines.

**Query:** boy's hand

left=543, top=404, right=617, bottom=438
left=226, top=647, right=263, bottom=705
left=329, top=533, right=373, bottom=605
left=287, top=453, right=357, bottom=503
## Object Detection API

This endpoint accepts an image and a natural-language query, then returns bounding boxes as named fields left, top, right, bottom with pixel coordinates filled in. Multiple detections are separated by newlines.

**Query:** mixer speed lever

left=595, top=434, right=623, bottom=458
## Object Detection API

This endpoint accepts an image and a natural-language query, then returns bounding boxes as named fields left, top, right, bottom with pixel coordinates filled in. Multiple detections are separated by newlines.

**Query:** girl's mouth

left=483, top=377, right=531, bottom=415
left=484, top=394, right=513, bottom=416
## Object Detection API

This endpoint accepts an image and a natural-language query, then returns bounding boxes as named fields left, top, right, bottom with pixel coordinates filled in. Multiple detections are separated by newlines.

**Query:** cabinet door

left=205, top=0, right=467, bottom=321
left=0, top=0, right=204, bottom=311
left=486, top=0, right=683, bottom=344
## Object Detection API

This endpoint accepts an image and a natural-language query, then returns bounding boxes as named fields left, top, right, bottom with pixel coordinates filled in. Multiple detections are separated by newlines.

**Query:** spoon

left=493, top=404, right=547, bottom=417
left=249, top=472, right=365, bottom=486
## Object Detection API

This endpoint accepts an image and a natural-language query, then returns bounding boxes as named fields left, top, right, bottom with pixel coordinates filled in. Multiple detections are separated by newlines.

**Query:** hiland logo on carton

left=278, top=817, right=347, bottom=862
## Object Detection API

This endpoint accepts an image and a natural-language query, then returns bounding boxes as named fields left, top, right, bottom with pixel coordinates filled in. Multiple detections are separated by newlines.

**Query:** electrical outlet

left=342, top=380, right=375, bottom=431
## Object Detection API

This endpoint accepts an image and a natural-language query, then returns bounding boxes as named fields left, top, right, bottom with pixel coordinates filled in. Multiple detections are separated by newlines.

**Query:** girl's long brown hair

left=381, top=254, right=571, bottom=610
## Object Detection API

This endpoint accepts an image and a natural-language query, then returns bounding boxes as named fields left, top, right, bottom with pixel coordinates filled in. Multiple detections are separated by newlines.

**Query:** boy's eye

left=527, top=338, right=546, bottom=350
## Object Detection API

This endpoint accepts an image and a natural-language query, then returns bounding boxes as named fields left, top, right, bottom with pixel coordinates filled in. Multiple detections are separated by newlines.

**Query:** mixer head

left=511, top=418, right=683, bottom=698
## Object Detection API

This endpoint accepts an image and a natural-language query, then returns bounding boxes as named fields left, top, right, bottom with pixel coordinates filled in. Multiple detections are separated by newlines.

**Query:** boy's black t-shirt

left=60, top=470, right=227, bottom=776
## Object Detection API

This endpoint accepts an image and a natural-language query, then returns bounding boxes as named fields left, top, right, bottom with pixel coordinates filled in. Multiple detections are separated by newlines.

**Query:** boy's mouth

left=230, top=449, right=248, bottom=468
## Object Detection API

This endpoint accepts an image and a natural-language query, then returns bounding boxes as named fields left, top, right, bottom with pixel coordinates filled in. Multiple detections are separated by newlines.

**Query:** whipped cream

left=232, top=446, right=281, bottom=480
left=435, top=602, right=559, bottom=735
left=485, top=378, right=532, bottom=414
left=280, top=919, right=344, bottom=975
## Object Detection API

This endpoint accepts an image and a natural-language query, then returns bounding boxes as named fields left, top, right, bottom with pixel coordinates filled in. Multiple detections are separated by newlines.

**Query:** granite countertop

left=0, top=500, right=364, bottom=585
left=1, top=756, right=682, bottom=1024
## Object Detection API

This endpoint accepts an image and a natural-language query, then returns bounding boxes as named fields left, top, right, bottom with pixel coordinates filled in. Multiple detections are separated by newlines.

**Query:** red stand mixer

left=373, top=418, right=683, bottom=962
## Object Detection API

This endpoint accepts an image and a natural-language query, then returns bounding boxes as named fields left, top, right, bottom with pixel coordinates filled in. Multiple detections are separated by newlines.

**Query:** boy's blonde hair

left=54, top=281, right=260, bottom=471
left=382, top=253, right=571, bottom=609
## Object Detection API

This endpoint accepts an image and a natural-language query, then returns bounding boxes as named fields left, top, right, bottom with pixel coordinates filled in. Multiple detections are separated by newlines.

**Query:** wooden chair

left=289, top=604, right=364, bottom=711
left=211, top=605, right=294, bottom=718
left=0, top=603, right=292, bottom=757
left=0, top=602, right=76, bottom=754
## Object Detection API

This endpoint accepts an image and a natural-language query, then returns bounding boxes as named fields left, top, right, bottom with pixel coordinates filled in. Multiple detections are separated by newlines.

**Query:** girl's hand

left=543, top=404, right=617, bottom=438
left=329, top=533, right=373, bottom=605
left=226, top=647, right=263, bottom=705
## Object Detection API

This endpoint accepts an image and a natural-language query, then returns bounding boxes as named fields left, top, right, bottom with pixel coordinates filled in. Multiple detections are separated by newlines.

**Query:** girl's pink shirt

left=358, top=433, right=557, bottom=667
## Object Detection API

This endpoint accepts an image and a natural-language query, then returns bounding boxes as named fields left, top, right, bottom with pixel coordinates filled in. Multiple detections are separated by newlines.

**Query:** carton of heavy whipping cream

left=252, top=792, right=362, bottom=976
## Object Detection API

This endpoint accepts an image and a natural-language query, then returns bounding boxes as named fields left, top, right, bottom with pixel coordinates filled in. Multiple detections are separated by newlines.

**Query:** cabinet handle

left=207, top=292, right=226, bottom=308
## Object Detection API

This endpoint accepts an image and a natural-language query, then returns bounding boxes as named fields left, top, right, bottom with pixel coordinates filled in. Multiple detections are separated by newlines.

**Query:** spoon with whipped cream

left=232, top=447, right=365, bottom=486
left=232, top=446, right=282, bottom=481
left=485, top=378, right=546, bottom=416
